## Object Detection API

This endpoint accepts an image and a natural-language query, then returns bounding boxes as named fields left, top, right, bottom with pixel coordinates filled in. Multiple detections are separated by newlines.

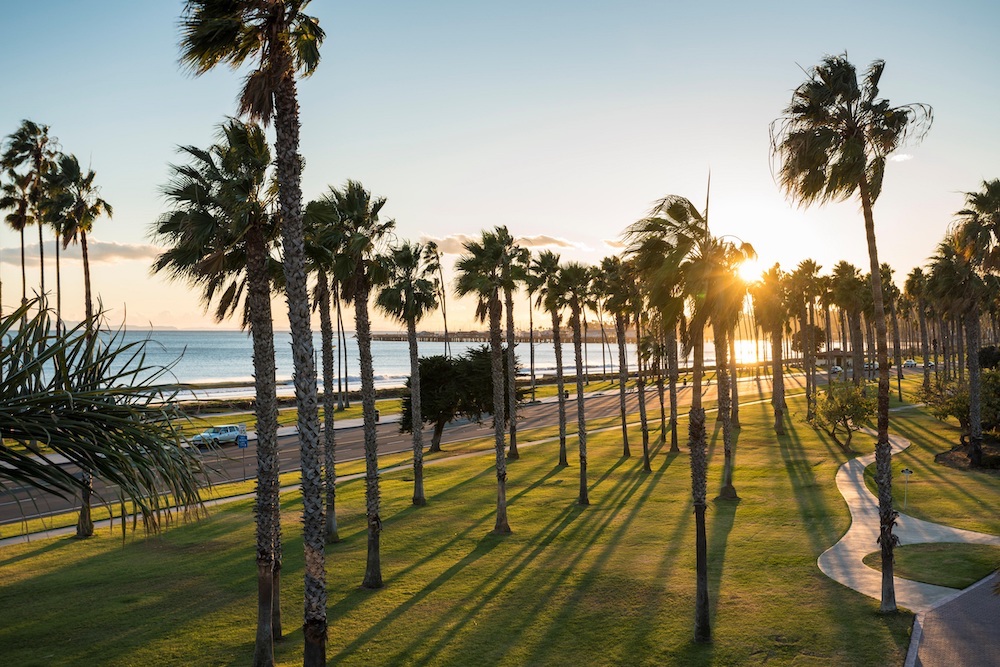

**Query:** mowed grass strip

left=0, top=394, right=917, bottom=665
left=863, top=410, right=1000, bottom=535
left=863, top=544, right=1000, bottom=589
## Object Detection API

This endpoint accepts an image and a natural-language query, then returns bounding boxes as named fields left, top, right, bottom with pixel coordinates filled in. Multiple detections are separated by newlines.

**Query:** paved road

left=0, top=374, right=803, bottom=527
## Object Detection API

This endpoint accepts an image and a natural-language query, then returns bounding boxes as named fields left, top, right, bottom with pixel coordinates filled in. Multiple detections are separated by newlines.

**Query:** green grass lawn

left=863, top=543, right=1000, bottom=589
left=0, top=391, right=922, bottom=666
left=862, top=409, right=1000, bottom=536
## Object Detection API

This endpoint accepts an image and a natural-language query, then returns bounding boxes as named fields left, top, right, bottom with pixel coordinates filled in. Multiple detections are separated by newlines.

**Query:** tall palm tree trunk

left=667, top=324, right=680, bottom=453
left=572, top=308, right=589, bottom=505
left=437, top=267, right=451, bottom=358
left=807, top=300, right=816, bottom=419
left=615, top=313, right=630, bottom=457
left=37, top=217, right=45, bottom=295
left=956, top=319, right=965, bottom=385
left=339, top=301, right=350, bottom=408
left=689, top=325, right=710, bottom=643
left=54, top=234, right=62, bottom=335
left=553, top=310, right=568, bottom=467
left=407, top=315, right=426, bottom=505
left=274, top=68, right=326, bottom=658
left=966, top=312, right=983, bottom=467
left=891, top=300, right=903, bottom=402
left=355, top=280, right=383, bottom=588
left=717, top=329, right=737, bottom=499
left=81, top=230, right=93, bottom=325
left=859, top=180, right=897, bottom=614
left=728, top=328, right=740, bottom=428
left=335, top=286, right=344, bottom=410
left=490, top=293, right=511, bottom=533
left=317, top=275, right=339, bottom=544
left=918, top=305, right=930, bottom=392
left=635, top=313, right=651, bottom=472
left=75, top=230, right=95, bottom=539
left=770, top=324, right=786, bottom=435
left=504, top=288, right=519, bottom=460
left=19, top=228, right=26, bottom=304
left=528, top=295, right=536, bottom=403
left=850, top=311, right=864, bottom=386
left=247, top=225, right=282, bottom=666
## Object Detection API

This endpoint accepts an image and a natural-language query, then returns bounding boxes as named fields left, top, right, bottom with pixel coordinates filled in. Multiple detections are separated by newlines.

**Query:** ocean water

left=108, top=329, right=749, bottom=400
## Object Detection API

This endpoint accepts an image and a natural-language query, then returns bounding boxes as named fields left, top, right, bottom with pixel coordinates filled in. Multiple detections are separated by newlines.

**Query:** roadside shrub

left=813, top=381, right=876, bottom=452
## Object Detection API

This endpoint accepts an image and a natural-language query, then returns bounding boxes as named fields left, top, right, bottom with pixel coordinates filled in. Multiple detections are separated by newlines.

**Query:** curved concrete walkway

left=818, top=428, right=1000, bottom=612
left=818, top=419, right=1000, bottom=666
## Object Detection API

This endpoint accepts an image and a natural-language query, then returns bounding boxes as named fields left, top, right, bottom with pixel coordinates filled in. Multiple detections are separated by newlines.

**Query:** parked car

left=903, top=359, right=917, bottom=368
left=924, top=361, right=936, bottom=369
left=830, top=365, right=843, bottom=374
left=191, top=424, right=241, bottom=448
left=863, top=362, right=879, bottom=370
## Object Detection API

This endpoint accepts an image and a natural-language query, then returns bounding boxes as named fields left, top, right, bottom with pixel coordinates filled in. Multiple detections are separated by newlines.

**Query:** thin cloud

left=603, top=239, right=627, bottom=250
left=889, top=154, right=913, bottom=162
left=419, top=234, right=477, bottom=255
left=86, top=241, right=161, bottom=263
left=515, top=235, right=583, bottom=250
left=3, top=240, right=161, bottom=265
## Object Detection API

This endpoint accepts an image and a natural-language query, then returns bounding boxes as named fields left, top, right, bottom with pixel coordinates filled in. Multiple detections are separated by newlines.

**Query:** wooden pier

left=371, top=329, right=635, bottom=344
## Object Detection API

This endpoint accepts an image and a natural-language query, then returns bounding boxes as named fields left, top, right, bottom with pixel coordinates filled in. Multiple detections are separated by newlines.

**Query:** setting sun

left=738, top=257, right=763, bottom=283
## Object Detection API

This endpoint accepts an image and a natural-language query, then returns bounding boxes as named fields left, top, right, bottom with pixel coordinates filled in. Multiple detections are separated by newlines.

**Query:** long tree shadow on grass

left=889, top=414, right=991, bottom=509
left=335, top=499, right=591, bottom=664
left=355, top=443, right=659, bottom=664
left=0, top=498, right=273, bottom=666
left=483, top=447, right=680, bottom=666
left=778, top=422, right=842, bottom=556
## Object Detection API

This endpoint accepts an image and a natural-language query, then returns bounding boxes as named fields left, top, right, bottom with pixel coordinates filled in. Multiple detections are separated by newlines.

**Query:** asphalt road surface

left=1, top=374, right=810, bottom=527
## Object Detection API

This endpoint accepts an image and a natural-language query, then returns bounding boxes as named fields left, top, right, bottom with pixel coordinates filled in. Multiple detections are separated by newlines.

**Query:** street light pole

left=901, top=467, right=913, bottom=510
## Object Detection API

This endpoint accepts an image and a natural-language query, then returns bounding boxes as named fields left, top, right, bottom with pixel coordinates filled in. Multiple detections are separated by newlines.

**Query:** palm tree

left=600, top=255, right=631, bottom=457
left=424, top=241, right=451, bottom=358
left=710, top=242, right=754, bottom=499
left=624, top=193, right=722, bottom=642
left=495, top=227, right=527, bottom=460
left=376, top=240, right=439, bottom=506
left=531, top=250, right=569, bottom=466
left=903, top=266, right=931, bottom=392
left=790, top=259, right=821, bottom=420
left=179, top=1, right=327, bottom=657
left=44, top=152, right=113, bottom=540
left=150, top=119, right=284, bottom=662
left=880, top=264, right=904, bottom=401
left=752, top=264, right=789, bottom=435
left=456, top=230, right=512, bottom=533
left=624, top=258, right=652, bottom=471
left=831, top=261, right=867, bottom=386
left=2, top=120, right=56, bottom=297
left=560, top=262, right=593, bottom=505
left=0, top=169, right=32, bottom=306
left=524, top=253, right=543, bottom=403
left=303, top=197, right=342, bottom=544
left=327, top=180, right=395, bottom=587
left=48, top=154, right=113, bottom=329
left=772, top=54, right=932, bottom=613
left=929, top=224, right=991, bottom=465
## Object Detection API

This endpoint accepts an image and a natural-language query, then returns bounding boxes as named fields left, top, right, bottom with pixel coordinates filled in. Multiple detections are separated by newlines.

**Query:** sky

left=2, top=0, right=998, bottom=332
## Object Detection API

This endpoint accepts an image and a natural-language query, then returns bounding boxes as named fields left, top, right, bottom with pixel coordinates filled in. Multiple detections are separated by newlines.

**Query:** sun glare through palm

left=738, top=256, right=763, bottom=283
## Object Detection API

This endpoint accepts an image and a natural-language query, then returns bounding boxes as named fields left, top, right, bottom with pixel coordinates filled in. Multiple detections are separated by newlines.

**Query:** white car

left=191, top=425, right=241, bottom=447
left=903, top=359, right=917, bottom=368
left=830, top=365, right=843, bottom=374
